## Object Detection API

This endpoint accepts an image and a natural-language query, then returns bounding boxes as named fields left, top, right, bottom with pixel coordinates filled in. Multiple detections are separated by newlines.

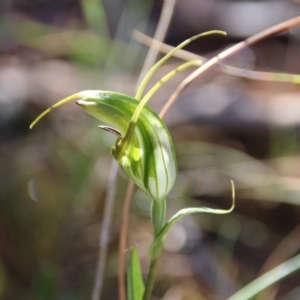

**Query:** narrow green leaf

left=149, top=181, right=235, bottom=260
left=227, top=252, right=300, bottom=300
left=127, top=247, right=145, bottom=300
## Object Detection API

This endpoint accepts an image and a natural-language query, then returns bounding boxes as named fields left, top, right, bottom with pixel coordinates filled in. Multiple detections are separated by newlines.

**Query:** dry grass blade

left=256, top=223, right=300, bottom=300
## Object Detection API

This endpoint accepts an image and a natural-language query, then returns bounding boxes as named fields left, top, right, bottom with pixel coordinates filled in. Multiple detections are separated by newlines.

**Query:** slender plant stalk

left=159, top=15, right=300, bottom=118
left=92, top=161, right=119, bottom=300
left=151, top=199, right=166, bottom=237
left=35, top=24, right=111, bottom=300
left=132, top=29, right=200, bottom=61
left=142, top=200, right=166, bottom=300
left=142, top=258, right=160, bottom=300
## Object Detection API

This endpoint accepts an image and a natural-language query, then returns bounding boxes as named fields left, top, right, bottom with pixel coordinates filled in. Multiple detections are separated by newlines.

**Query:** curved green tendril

left=134, top=30, right=226, bottom=101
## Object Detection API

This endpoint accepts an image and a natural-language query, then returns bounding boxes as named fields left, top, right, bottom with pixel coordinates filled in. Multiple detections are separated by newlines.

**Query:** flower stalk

left=30, top=30, right=230, bottom=300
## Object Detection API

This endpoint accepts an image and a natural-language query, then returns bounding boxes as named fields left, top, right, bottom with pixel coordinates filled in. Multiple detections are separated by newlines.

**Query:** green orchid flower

left=32, top=90, right=177, bottom=202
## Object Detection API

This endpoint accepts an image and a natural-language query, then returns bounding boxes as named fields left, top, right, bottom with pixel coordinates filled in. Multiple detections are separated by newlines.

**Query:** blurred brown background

left=1, top=0, right=300, bottom=299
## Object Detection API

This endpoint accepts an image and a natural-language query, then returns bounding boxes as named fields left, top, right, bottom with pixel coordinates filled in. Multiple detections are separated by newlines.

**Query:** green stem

left=143, top=199, right=166, bottom=300
left=142, top=258, right=160, bottom=300
left=151, top=199, right=166, bottom=237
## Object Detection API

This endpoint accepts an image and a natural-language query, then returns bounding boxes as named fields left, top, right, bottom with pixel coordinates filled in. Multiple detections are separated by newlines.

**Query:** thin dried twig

left=92, top=161, right=119, bottom=300
left=135, top=0, right=175, bottom=89
left=159, top=16, right=300, bottom=119
left=133, top=30, right=300, bottom=84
